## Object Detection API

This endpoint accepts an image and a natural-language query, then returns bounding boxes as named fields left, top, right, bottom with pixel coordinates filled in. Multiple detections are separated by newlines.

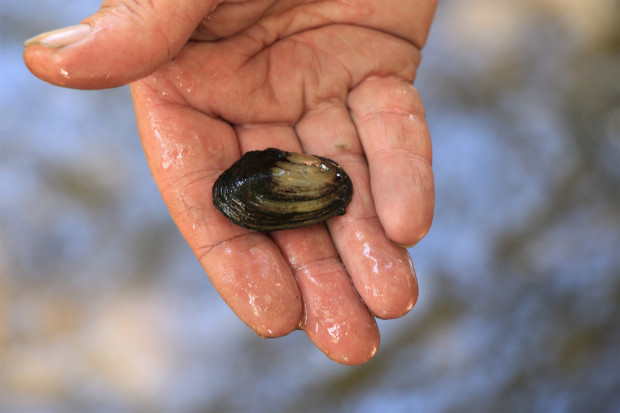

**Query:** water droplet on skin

left=327, top=324, right=341, bottom=342
left=154, top=127, right=187, bottom=170
left=248, top=293, right=260, bottom=316
left=362, top=243, right=380, bottom=275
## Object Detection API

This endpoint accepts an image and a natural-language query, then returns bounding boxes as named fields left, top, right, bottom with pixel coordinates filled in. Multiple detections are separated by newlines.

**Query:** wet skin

left=24, top=0, right=437, bottom=364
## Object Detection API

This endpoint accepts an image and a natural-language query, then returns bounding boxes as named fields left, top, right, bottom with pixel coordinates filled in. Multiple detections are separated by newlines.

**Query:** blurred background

left=2, top=0, right=619, bottom=411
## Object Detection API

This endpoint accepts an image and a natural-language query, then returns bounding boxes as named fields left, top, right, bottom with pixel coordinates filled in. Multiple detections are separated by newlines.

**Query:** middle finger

left=235, top=123, right=380, bottom=365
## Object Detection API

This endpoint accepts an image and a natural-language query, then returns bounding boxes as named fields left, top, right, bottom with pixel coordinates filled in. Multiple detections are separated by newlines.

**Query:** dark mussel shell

left=212, top=148, right=353, bottom=231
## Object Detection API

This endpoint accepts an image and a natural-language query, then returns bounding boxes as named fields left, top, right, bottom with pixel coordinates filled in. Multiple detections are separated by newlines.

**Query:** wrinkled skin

left=24, top=0, right=436, bottom=365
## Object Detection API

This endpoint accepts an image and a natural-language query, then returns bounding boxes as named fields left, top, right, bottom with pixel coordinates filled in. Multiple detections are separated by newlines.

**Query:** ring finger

left=296, top=101, right=419, bottom=320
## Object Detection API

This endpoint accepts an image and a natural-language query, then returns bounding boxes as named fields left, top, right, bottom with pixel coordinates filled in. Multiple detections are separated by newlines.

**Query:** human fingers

left=23, top=0, right=220, bottom=89
left=296, top=102, right=419, bottom=320
left=348, top=76, right=434, bottom=247
left=130, top=79, right=302, bottom=337
left=192, top=0, right=279, bottom=41
left=235, top=124, right=380, bottom=365
left=192, top=0, right=437, bottom=48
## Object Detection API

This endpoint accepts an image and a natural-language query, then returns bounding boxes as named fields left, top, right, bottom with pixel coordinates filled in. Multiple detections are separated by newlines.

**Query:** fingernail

left=24, top=24, right=91, bottom=48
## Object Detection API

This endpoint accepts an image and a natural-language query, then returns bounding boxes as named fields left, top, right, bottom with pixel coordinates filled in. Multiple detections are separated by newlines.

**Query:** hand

left=24, top=0, right=436, bottom=365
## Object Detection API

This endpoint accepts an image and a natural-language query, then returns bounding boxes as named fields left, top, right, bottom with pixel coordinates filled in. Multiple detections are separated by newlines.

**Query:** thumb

left=23, top=0, right=220, bottom=89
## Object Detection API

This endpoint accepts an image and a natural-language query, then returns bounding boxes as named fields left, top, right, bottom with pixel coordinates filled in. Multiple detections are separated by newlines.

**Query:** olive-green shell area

left=212, top=148, right=353, bottom=231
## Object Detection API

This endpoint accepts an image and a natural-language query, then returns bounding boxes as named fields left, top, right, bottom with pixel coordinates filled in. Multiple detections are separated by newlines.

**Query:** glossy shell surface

left=212, top=148, right=353, bottom=231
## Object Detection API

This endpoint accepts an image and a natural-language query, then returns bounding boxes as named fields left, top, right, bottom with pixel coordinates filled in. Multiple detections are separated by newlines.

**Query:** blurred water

left=2, top=0, right=620, bottom=412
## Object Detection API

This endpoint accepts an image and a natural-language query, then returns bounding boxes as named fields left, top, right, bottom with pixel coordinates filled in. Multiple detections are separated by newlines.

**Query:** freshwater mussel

left=212, top=148, right=353, bottom=231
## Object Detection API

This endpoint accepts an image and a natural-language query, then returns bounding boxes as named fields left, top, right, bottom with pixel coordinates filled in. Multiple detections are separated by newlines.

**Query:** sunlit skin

left=24, top=0, right=436, bottom=365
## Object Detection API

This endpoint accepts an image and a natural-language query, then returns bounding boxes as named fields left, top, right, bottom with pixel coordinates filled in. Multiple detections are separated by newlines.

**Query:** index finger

left=130, top=78, right=302, bottom=337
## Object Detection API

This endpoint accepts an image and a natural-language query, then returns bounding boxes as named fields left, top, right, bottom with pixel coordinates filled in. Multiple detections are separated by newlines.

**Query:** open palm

left=24, top=0, right=436, bottom=364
